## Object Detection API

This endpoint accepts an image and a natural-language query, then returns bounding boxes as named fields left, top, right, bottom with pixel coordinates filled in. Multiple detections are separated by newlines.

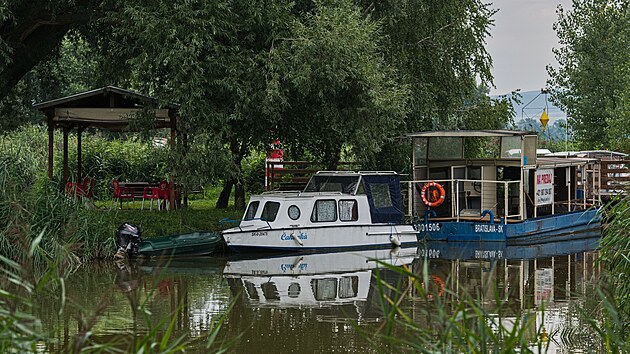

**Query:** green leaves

left=548, top=0, right=630, bottom=151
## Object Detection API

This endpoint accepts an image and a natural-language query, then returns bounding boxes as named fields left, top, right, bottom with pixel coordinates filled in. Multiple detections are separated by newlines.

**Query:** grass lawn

left=92, top=194, right=243, bottom=238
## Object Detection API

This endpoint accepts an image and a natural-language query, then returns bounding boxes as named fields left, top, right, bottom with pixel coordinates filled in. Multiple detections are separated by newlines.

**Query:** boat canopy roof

left=303, top=171, right=405, bottom=223
left=409, top=129, right=539, bottom=167
left=407, top=130, right=534, bottom=138
left=545, top=150, right=628, bottom=159
left=303, top=171, right=362, bottom=194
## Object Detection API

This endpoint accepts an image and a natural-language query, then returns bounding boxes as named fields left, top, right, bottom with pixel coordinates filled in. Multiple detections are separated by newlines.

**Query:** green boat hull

left=137, top=232, right=222, bottom=257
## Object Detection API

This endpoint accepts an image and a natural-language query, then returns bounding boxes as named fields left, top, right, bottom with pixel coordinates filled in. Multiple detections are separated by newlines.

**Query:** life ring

left=432, top=275, right=445, bottom=297
left=421, top=181, right=445, bottom=207
left=423, top=275, right=445, bottom=300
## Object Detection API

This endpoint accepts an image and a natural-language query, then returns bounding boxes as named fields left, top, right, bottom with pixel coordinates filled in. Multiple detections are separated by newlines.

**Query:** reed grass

left=599, top=194, right=630, bottom=346
left=370, top=257, right=630, bottom=353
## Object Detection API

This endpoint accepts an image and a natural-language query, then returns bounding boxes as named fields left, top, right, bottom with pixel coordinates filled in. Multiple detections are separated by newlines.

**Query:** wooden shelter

left=34, top=86, right=178, bottom=207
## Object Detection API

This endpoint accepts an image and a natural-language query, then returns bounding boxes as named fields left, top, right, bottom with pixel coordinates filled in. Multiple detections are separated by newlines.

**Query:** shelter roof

left=34, top=86, right=178, bottom=110
left=34, top=86, right=178, bottom=131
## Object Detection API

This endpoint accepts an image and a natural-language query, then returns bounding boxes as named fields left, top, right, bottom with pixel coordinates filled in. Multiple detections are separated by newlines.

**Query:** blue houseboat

left=408, top=130, right=602, bottom=243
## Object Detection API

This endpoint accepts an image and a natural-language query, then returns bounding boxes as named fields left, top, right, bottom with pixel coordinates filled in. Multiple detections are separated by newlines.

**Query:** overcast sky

left=486, top=0, right=573, bottom=95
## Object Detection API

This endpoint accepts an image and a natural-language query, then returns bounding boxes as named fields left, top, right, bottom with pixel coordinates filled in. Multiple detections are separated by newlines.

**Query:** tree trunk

left=234, top=176, right=246, bottom=210
left=324, top=145, right=342, bottom=171
left=230, top=138, right=248, bottom=211
left=215, top=178, right=234, bottom=209
left=0, top=5, right=91, bottom=101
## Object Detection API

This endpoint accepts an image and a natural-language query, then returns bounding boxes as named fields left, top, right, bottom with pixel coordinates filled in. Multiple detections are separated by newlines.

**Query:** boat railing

left=402, top=179, right=523, bottom=222
left=402, top=176, right=600, bottom=223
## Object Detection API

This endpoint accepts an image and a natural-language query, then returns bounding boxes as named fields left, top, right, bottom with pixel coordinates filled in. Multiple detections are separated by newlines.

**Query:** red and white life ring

left=421, top=181, right=446, bottom=208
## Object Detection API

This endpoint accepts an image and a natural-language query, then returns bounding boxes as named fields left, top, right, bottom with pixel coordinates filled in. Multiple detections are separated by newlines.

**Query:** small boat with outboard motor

left=114, top=223, right=222, bottom=258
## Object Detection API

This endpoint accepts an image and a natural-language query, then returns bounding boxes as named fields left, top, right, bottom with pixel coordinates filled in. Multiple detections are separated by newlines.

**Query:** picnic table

left=114, top=181, right=181, bottom=210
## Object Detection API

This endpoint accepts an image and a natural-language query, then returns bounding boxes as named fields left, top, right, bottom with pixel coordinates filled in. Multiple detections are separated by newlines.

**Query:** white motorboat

left=222, top=171, right=419, bottom=252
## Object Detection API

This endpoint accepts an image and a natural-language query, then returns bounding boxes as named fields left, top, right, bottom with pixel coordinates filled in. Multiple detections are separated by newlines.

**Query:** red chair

left=81, top=177, right=94, bottom=198
left=113, top=180, right=134, bottom=208
left=141, top=186, right=160, bottom=210
left=157, top=180, right=170, bottom=210
left=65, top=177, right=94, bottom=198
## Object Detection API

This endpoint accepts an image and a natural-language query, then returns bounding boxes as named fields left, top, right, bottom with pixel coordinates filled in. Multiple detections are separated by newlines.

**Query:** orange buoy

left=421, top=181, right=446, bottom=208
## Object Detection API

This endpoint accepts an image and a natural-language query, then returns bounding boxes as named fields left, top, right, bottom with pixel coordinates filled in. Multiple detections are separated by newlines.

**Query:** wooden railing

left=600, top=159, right=630, bottom=195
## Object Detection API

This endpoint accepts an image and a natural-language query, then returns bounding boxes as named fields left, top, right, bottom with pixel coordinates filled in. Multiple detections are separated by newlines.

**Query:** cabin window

left=311, top=200, right=337, bottom=222
left=244, top=201, right=260, bottom=221
left=261, top=282, right=280, bottom=300
left=414, top=138, right=428, bottom=166
left=261, top=202, right=281, bottom=222
left=304, top=175, right=359, bottom=194
left=339, top=200, right=358, bottom=221
left=244, top=281, right=259, bottom=300
left=288, top=205, right=301, bottom=220
left=288, top=283, right=301, bottom=298
left=370, top=184, right=392, bottom=208
left=428, top=137, right=462, bottom=159
left=312, top=278, right=337, bottom=300
left=338, top=276, right=359, bottom=298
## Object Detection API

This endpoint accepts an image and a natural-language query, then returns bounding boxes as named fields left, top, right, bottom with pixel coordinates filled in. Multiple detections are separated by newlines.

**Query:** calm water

left=37, top=238, right=602, bottom=353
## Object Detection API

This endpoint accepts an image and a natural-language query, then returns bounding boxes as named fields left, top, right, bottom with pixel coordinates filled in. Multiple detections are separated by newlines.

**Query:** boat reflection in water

left=225, top=235, right=601, bottom=352
left=415, top=234, right=601, bottom=352
left=224, top=247, right=417, bottom=321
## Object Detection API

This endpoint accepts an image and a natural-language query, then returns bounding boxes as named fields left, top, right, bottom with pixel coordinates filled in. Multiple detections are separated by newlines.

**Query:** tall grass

left=599, top=194, right=630, bottom=345
left=0, top=127, right=113, bottom=265
left=371, top=258, right=630, bottom=352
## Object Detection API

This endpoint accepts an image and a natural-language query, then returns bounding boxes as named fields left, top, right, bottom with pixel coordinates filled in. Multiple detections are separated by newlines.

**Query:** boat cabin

left=408, top=130, right=601, bottom=222
left=240, top=171, right=406, bottom=228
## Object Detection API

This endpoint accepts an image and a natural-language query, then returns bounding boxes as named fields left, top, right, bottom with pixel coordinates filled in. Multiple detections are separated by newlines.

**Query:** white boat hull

left=222, top=224, right=418, bottom=252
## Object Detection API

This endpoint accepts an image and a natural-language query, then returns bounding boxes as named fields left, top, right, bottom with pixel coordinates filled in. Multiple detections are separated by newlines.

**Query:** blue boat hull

left=418, top=208, right=601, bottom=243
left=419, top=233, right=600, bottom=261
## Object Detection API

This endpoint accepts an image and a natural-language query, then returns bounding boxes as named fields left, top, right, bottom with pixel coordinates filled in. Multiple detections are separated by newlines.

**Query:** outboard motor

left=115, top=223, right=142, bottom=258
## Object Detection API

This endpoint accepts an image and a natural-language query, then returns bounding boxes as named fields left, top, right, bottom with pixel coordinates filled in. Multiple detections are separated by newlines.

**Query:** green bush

left=242, top=151, right=266, bottom=194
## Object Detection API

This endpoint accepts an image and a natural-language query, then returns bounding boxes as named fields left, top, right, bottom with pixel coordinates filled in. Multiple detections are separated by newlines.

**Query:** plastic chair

left=113, top=180, right=134, bottom=208
left=81, top=177, right=94, bottom=198
left=65, top=177, right=94, bottom=198
left=157, top=180, right=170, bottom=210
left=65, top=181, right=76, bottom=196
left=142, top=186, right=160, bottom=210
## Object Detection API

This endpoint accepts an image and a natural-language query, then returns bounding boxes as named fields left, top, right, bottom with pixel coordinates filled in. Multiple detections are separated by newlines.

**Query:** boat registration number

left=474, top=224, right=503, bottom=233
left=419, top=223, right=441, bottom=232
left=251, top=231, right=268, bottom=237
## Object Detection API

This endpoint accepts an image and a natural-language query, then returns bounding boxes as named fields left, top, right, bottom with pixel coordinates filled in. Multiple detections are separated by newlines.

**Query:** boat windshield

left=303, top=175, right=359, bottom=194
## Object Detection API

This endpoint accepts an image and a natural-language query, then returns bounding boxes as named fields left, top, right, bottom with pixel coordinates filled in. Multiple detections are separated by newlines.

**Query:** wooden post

left=63, top=126, right=70, bottom=184
left=169, top=112, right=177, bottom=210
left=47, top=115, right=55, bottom=180
left=77, top=125, right=83, bottom=181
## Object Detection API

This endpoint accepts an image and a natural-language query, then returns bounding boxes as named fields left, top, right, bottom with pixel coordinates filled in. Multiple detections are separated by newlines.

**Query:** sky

left=486, top=0, right=573, bottom=95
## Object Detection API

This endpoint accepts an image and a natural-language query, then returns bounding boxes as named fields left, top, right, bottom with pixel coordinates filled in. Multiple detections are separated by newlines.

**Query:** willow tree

left=360, top=0, right=501, bottom=131
left=266, top=1, right=409, bottom=170
left=548, top=0, right=630, bottom=151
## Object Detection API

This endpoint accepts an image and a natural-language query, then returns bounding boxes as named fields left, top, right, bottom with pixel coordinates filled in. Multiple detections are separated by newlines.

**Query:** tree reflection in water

left=33, top=238, right=605, bottom=353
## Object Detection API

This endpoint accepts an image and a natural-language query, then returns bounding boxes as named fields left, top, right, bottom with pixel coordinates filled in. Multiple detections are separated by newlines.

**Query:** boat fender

left=481, top=210, right=495, bottom=224
left=290, top=232, right=304, bottom=246
left=389, top=224, right=401, bottom=246
left=292, top=256, right=304, bottom=271
left=421, top=181, right=446, bottom=208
